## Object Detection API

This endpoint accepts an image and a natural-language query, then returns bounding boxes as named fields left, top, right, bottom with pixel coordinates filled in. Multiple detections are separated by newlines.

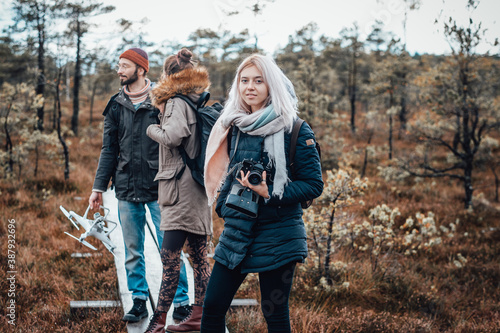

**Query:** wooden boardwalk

left=103, top=189, right=229, bottom=333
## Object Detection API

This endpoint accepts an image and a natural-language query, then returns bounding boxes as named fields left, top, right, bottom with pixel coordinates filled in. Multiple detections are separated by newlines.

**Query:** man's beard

left=120, top=68, right=139, bottom=86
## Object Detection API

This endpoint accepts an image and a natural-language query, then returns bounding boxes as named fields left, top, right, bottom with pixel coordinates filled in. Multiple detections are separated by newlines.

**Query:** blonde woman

left=201, top=54, right=323, bottom=332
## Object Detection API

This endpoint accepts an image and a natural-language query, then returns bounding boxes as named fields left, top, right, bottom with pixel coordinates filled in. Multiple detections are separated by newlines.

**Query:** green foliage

left=0, top=37, right=32, bottom=85
left=0, top=82, right=61, bottom=179
left=303, top=167, right=368, bottom=278
left=304, top=167, right=466, bottom=287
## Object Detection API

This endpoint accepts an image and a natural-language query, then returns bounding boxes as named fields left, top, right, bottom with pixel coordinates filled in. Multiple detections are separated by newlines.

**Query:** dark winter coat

left=92, top=88, right=160, bottom=202
left=214, top=121, right=323, bottom=273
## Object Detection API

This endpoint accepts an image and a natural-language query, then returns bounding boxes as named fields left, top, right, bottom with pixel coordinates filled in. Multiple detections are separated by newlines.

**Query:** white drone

left=61, top=205, right=117, bottom=256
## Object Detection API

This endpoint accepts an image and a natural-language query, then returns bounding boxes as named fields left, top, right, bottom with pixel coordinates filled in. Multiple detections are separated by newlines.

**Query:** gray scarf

left=222, top=105, right=289, bottom=198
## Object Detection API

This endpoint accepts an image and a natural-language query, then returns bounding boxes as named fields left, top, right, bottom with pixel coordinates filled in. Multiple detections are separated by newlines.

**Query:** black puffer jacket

left=92, top=88, right=160, bottom=202
left=214, top=121, right=323, bottom=273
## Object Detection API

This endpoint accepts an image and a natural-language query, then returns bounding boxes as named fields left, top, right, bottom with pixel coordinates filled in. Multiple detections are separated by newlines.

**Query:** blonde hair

left=221, top=54, right=298, bottom=131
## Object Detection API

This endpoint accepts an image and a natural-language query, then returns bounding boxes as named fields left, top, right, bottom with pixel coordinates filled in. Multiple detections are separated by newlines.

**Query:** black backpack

left=289, top=118, right=322, bottom=209
left=174, top=92, right=223, bottom=187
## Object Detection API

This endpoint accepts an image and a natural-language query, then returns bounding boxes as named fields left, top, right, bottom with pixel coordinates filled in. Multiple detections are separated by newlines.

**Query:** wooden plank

left=71, top=252, right=103, bottom=258
left=230, top=299, right=259, bottom=307
left=70, top=300, right=121, bottom=316
left=70, top=300, right=120, bottom=309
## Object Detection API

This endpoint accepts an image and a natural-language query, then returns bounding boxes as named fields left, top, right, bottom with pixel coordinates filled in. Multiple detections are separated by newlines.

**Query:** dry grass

left=1, top=100, right=499, bottom=332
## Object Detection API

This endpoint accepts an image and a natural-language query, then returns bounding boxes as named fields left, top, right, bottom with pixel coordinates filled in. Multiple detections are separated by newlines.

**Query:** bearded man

left=88, top=48, right=191, bottom=323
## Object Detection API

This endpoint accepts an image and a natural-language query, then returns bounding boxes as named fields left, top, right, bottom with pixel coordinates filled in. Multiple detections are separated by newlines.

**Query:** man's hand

left=89, top=191, right=103, bottom=210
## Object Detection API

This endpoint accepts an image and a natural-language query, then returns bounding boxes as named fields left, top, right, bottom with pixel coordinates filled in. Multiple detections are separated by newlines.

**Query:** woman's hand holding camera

left=237, top=170, right=270, bottom=199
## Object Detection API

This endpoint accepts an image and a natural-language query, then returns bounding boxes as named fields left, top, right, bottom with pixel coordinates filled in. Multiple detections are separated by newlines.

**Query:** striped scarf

left=124, top=78, right=151, bottom=108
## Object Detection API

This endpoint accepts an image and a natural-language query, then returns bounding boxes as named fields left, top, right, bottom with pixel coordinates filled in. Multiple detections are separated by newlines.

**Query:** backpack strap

left=197, top=91, right=210, bottom=108
left=174, top=92, right=210, bottom=111
left=230, top=129, right=241, bottom=164
left=227, top=129, right=241, bottom=176
left=289, top=118, right=304, bottom=176
left=172, top=92, right=211, bottom=181
left=289, top=118, right=321, bottom=209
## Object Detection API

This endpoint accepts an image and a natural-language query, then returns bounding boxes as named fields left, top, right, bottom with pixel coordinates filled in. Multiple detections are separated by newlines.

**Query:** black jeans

left=201, top=260, right=297, bottom=333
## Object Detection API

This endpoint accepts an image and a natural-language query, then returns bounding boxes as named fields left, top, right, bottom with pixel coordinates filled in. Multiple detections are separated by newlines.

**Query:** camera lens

left=248, top=171, right=262, bottom=185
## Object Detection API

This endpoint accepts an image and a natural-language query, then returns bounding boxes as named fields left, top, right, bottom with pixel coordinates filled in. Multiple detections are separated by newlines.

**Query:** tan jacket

left=146, top=68, right=212, bottom=235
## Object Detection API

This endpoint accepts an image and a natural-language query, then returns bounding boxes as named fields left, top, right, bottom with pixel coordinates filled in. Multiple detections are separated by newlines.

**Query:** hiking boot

left=165, top=304, right=202, bottom=333
left=145, top=311, right=167, bottom=333
left=122, top=298, right=148, bottom=322
left=173, top=304, right=192, bottom=321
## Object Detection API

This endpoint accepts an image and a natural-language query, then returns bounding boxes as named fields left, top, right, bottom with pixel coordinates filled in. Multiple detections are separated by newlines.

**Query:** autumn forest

left=0, top=0, right=499, bottom=332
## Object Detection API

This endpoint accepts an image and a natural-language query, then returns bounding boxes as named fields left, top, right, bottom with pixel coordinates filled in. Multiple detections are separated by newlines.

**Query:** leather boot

left=165, top=304, right=202, bottom=333
left=144, top=311, right=167, bottom=333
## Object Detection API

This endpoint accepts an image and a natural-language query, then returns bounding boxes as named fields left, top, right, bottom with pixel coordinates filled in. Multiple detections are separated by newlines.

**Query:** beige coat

left=146, top=68, right=212, bottom=235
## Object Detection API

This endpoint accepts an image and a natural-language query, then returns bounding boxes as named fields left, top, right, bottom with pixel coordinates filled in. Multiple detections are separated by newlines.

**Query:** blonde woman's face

left=239, top=65, right=269, bottom=113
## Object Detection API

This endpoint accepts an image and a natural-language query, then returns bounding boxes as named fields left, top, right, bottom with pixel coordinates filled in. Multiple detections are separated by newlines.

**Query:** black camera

left=225, top=159, right=266, bottom=218
left=237, top=159, right=265, bottom=185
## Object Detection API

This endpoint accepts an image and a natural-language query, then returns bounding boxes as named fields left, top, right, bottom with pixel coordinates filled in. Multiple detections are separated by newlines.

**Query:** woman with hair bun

left=144, top=48, right=212, bottom=333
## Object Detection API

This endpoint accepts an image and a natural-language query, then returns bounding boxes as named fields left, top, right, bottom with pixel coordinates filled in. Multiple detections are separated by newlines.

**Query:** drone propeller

left=60, top=206, right=80, bottom=230
left=64, top=231, right=80, bottom=241
left=80, top=239, right=98, bottom=251
left=64, top=232, right=98, bottom=251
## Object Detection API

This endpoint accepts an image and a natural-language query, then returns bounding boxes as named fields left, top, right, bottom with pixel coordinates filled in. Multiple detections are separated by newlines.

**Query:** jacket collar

left=116, top=88, right=155, bottom=112
left=150, top=67, right=211, bottom=108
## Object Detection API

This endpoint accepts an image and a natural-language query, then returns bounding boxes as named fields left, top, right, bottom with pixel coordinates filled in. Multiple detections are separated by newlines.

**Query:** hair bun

left=177, top=48, right=192, bottom=64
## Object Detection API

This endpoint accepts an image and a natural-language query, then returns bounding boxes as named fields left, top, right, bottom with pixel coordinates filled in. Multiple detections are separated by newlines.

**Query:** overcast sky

left=95, top=0, right=499, bottom=55
left=1, top=0, right=499, bottom=56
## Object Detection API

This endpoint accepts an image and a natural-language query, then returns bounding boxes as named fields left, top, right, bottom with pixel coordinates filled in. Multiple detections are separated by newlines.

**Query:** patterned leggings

left=156, top=230, right=210, bottom=312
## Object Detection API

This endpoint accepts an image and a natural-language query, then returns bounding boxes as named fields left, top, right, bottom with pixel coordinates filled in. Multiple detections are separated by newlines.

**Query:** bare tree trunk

left=36, top=43, right=45, bottom=132
left=361, top=131, right=373, bottom=178
left=52, top=91, right=57, bottom=130
left=3, top=103, right=14, bottom=176
left=56, top=67, right=70, bottom=181
left=35, top=4, right=46, bottom=132
left=399, top=89, right=407, bottom=136
left=349, top=51, right=357, bottom=133
left=325, top=203, right=336, bottom=281
left=66, top=64, right=71, bottom=101
left=389, top=90, right=395, bottom=160
left=492, top=165, right=499, bottom=203
left=89, top=78, right=98, bottom=126
left=464, top=163, right=473, bottom=209
left=460, top=58, right=474, bottom=209
left=71, top=16, right=82, bottom=136
left=34, top=143, right=39, bottom=177
left=389, top=115, right=393, bottom=160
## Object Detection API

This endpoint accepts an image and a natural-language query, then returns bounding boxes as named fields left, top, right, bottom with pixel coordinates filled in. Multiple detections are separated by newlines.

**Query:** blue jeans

left=117, top=200, right=189, bottom=304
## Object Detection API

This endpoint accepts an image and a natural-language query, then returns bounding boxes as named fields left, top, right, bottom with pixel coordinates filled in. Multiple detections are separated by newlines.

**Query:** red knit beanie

left=120, top=48, right=149, bottom=72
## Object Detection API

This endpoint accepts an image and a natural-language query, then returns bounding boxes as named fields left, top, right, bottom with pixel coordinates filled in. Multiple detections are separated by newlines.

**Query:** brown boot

left=165, top=304, right=202, bottom=333
left=145, top=311, right=167, bottom=333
